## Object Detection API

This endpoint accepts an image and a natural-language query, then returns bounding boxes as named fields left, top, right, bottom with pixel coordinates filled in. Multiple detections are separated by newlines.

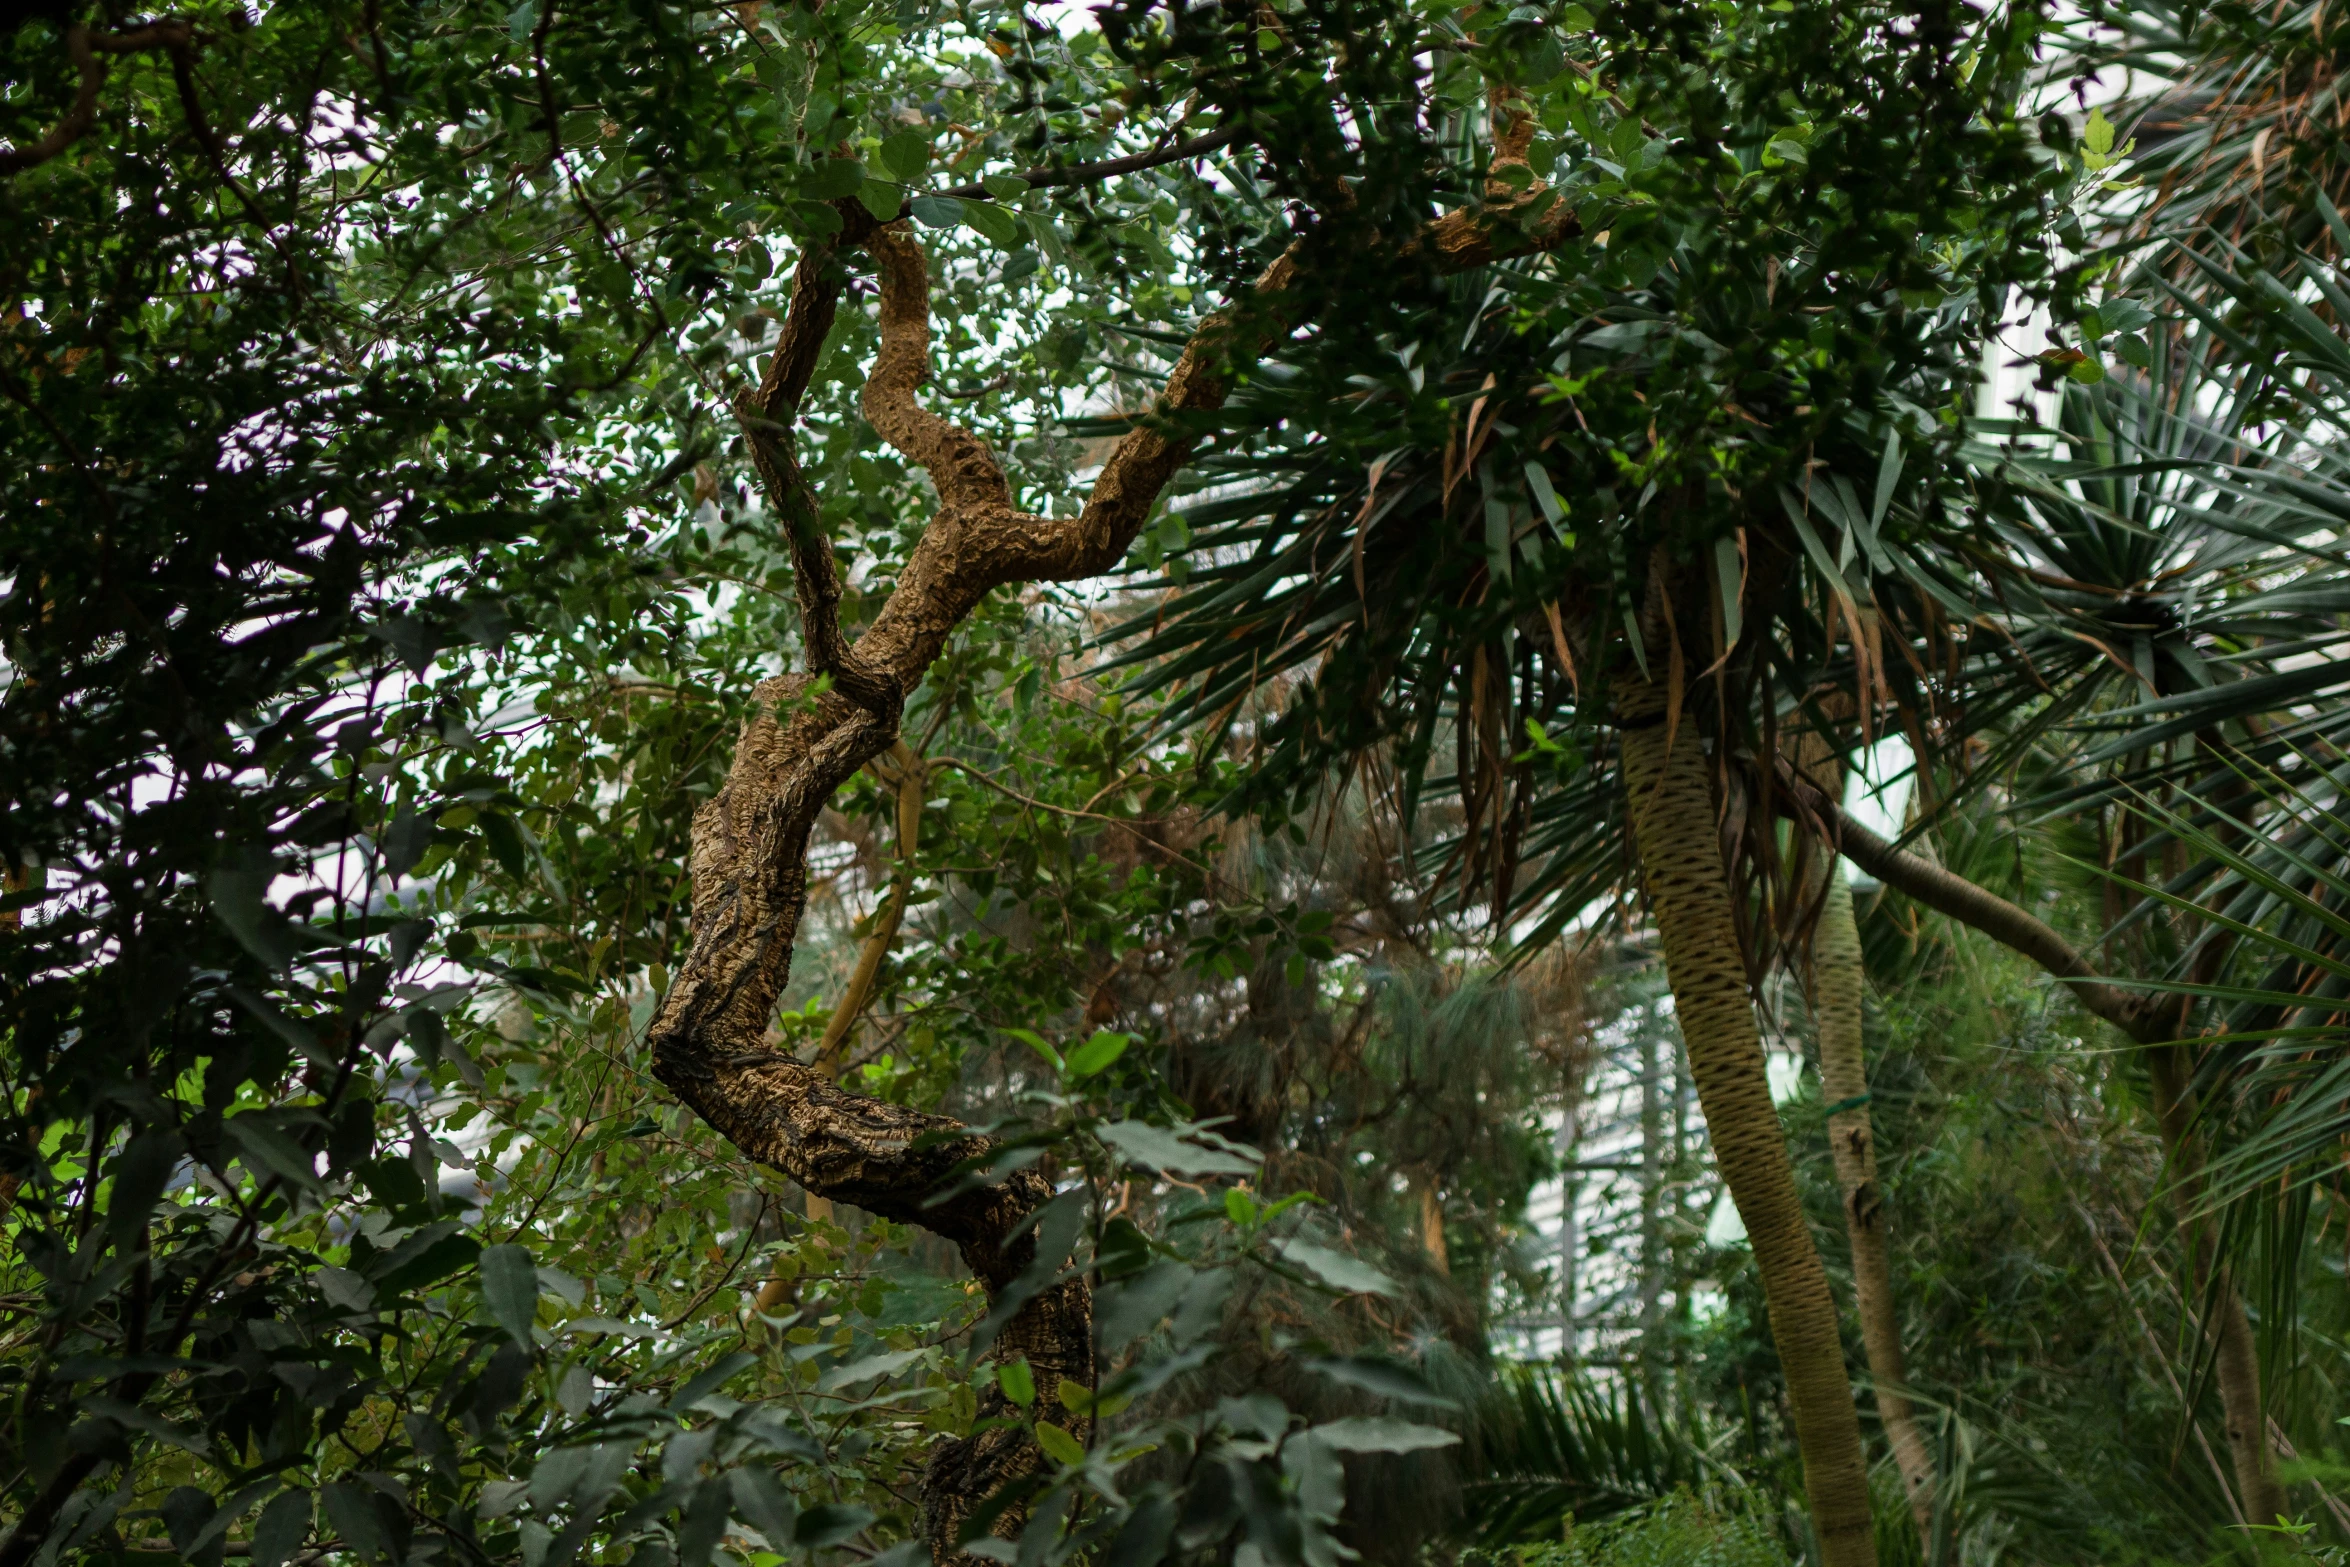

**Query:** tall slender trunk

left=1619, top=671, right=1876, bottom=1567
left=1418, top=1177, right=1452, bottom=1276
left=1799, top=782, right=2287, bottom=1530
left=1813, top=864, right=1937, bottom=1542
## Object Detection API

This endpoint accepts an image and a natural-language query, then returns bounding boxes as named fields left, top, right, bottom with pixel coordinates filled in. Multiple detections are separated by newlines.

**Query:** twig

left=928, top=124, right=1248, bottom=203
left=665, top=1195, right=769, bottom=1329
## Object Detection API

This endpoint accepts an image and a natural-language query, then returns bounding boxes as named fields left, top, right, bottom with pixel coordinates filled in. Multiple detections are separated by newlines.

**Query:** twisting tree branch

left=652, top=147, right=1585, bottom=1557
left=927, top=123, right=1249, bottom=202
left=0, top=19, right=197, bottom=177
left=733, top=237, right=900, bottom=721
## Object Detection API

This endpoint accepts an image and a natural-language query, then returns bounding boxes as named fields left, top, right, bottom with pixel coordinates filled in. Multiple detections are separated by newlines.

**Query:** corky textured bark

left=639, top=163, right=1583, bottom=1560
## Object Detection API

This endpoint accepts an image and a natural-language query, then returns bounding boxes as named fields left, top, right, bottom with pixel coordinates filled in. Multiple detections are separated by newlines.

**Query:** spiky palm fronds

left=1459, top=1370, right=1718, bottom=1544
left=2087, top=0, right=2350, bottom=272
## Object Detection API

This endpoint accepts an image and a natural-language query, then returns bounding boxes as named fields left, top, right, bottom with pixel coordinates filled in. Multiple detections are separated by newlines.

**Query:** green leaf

left=2067, top=356, right=2106, bottom=384
left=981, top=174, right=1030, bottom=200
left=878, top=129, right=931, bottom=182
left=728, top=1468, right=799, bottom=1549
left=1096, top=1120, right=1259, bottom=1177
left=1034, top=1420, right=1087, bottom=1466
left=676, top=1477, right=733, bottom=1567
left=1056, top=1376, right=1091, bottom=1413
left=1224, top=1186, right=1259, bottom=1227
left=478, top=1243, right=541, bottom=1344
left=107, top=1127, right=181, bottom=1251
left=2084, top=104, right=2114, bottom=157
left=249, top=1491, right=312, bottom=1567
left=910, top=195, right=966, bottom=228
left=1277, top=1237, right=1398, bottom=1296
left=671, top=1350, right=759, bottom=1411
left=1306, top=1416, right=1461, bottom=1454
left=1712, top=535, right=1743, bottom=649
left=857, top=179, right=904, bottom=222
left=223, top=1114, right=322, bottom=1192
left=1254, top=25, right=1282, bottom=50
left=1870, top=426, right=1904, bottom=529
left=479, top=811, right=527, bottom=878
left=792, top=200, right=845, bottom=240
left=961, top=200, right=1022, bottom=246
left=794, top=1504, right=874, bottom=1549
left=817, top=1347, right=925, bottom=1390
left=1524, top=461, right=1565, bottom=525
left=998, top=1358, right=1036, bottom=1405
left=1063, top=1029, right=1132, bottom=1079
left=801, top=158, right=865, bottom=199
left=1304, top=1356, right=1457, bottom=1408
left=1006, top=1027, right=1062, bottom=1072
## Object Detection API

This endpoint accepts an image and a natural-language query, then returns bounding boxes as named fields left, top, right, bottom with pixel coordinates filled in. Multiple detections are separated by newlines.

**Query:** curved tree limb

left=0, top=19, right=199, bottom=177
left=1777, top=761, right=2154, bottom=1038
left=929, top=123, right=1250, bottom=203
left=651, top=156, right=1586, bottom=1557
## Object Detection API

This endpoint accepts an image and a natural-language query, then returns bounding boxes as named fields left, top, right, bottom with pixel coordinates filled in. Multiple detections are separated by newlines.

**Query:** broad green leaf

left=795, top=1504, right=875, bottom=1549
left=249, top=1491, right=312, bottom=1567
left=800, top=158, right=865, bottom=199
left=1097, top=1120, right=1259, bottom=1176
left=910, top=195, right=967, bottom=228
left=479, top=1243, right=541, bottom=1344
left=878, top=129, right=931, bottom=182
left=1034, top=1420, right=1087, bottom=1466
left=1277, top=1237, right=1398, bottom=1296
left=1064, top=1029, right=1132, bottom=1078
left=1306, top=1416, right=1461, bottom=1453
left=961, top=200, right=1023, bottom=246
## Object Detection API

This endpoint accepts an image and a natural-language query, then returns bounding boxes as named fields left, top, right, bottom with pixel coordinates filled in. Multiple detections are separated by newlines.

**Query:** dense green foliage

left=6, top=0, right=2350, bottom=1566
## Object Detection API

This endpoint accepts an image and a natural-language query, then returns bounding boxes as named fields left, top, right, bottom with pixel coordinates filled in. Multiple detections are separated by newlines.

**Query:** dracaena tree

left=1098, top=3, right=2072, bottom=1559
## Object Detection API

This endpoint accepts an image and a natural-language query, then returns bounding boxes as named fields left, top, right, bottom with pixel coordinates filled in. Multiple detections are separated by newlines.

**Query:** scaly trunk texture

left=1791, top=772, right=2286, bottom=1529
left=1813, top=864, right=1937, bottom=1541
left=1619, top=670, right=1876, bottom=1567
left=635, top=149, right=1581, bottom=1560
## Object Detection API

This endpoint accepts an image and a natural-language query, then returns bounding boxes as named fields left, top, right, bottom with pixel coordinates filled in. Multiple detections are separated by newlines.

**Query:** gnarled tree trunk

left=1618, top=661, right=1876, bottom=1567
left=639, top=161, right=1579, bottom=1559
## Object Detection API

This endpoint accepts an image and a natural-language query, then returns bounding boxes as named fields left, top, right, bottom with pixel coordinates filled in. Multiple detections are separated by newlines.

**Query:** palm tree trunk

left=1814, top=864, right=1937, bottom=1542
left=1619, top=672, right=1876, bottom=1567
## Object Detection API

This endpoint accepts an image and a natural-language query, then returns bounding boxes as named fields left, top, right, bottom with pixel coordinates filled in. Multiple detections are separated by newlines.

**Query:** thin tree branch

left=734, top=243, right=898, bottom=720
left=927, top=123, right=1248, bottom=202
